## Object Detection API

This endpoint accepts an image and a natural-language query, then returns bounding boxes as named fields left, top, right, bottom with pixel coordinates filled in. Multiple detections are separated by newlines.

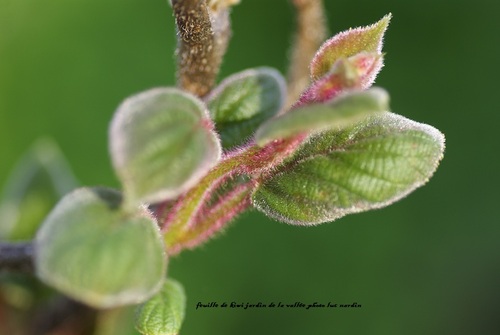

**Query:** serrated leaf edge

left=135, top=279, right=186, bottom=335
left=252, top=113, right=445, bottom=225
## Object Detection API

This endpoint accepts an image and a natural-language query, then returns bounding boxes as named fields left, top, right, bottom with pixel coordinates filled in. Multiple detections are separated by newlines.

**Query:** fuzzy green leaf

left=310, top=14, right=391, bottom=80
left=255, top=88, right=389, bottom=146
left=207, top=67, right=286, bottom=149
left=253, top=112, right=445, bottom=225
left=135, top=279, right=186, bottom=335
left=109, top=88, right=221, bottom=206
left=35, top=187, right=167, bottom=308
left=0, top=139, right=78, bottom=241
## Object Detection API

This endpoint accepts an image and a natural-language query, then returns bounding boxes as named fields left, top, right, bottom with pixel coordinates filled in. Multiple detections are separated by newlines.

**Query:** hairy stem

left=167, top=182, right=252, bottom=254
left=172, top=0, right=234, bottom=97
left=162, top=147, right=246, bottom=249
left=163, top=136, right=307, bottom=254
left=286, top=0, right=327, bottom=107
left=0, top=242, right=34, bottom=273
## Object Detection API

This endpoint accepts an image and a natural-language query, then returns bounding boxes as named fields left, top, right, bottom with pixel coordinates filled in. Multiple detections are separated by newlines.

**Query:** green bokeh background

left=1, top=0, right=499, bottom=334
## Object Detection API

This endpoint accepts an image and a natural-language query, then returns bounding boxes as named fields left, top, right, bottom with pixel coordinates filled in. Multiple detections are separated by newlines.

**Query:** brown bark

left=172, top=0, right=234, bottom=97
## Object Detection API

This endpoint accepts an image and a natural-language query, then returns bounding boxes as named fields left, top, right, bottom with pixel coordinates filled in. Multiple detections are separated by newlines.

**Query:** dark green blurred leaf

left=253, top=112, right=445, bottom=225
left=109, top=88, right=221, bottom=206
left=207, top=67, right=286, bottom=149
left=0, top=274, right=36, bottom=311
left=255, top=87, right=389, bottom=146
left=34, top=187, right=167, bottom=308
left=0, top=139, right=78, bottom=241
left=135, top=278, right=186, bottom=335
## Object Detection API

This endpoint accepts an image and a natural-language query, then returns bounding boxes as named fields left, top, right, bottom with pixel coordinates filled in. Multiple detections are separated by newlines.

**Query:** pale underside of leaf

left=109, top=88, right=221, bottom=205
left=255, top=87, right=389, bottom=147
left=35, top=187, right=167, bottom=308
left=252, top=112, right=445, bottom=225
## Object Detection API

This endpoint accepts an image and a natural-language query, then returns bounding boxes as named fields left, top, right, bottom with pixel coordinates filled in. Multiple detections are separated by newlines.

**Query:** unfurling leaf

left=109, top=88, right=221, bottom=206
left=35, top=187, right=166, bottom=308
left=298, top=52, right=383, bottom=105
left=253, top=112, right=445, bottom=225
left=0, top=138, right=78, bottom=241
left=310, top=14, right=391, bottom=80
left=207, top=67, right=286, bottom=149
left=135, top=279, right=186, bottom=335
left=255, top=87, right=389, bottom=146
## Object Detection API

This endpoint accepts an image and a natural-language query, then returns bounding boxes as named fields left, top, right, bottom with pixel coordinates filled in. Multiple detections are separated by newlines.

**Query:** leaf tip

left=310, top=13, right=392, bottom=81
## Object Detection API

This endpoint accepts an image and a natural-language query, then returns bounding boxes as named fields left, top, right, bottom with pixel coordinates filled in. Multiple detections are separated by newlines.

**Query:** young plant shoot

left=0, top=1, right=445, bottom=334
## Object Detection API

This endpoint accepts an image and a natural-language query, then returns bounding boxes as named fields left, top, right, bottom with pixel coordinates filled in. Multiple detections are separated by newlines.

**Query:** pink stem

left=161, top=134, right=308, bottom=254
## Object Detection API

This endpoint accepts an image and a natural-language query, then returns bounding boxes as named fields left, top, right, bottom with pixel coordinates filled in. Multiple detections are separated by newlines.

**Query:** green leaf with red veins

left=298, top=52, right=383, bottom=105
left=252, top=112, right=445, bottom=225
left=310, top=14, right=391, bottom=81
left=255, top=88, right=389, bottom=147
left=109, top=88, right=221, bottom=207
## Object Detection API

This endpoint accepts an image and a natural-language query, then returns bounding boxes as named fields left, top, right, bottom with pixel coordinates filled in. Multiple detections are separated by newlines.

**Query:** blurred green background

left=1, top=0, right=499, bottom=334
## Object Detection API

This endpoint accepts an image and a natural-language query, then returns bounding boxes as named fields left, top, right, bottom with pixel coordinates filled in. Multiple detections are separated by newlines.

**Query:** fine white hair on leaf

left=109, top=87, right=222, bottom=206
left=252, top=112, right=445, bottom=226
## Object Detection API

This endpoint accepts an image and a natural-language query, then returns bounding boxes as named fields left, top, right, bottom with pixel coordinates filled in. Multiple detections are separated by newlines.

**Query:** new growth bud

left=298, top=52, right=383, bottom=105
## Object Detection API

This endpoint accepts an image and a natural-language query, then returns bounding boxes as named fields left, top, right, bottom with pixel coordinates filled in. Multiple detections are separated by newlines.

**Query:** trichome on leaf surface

left=0, top=0, right=445, bottom=334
